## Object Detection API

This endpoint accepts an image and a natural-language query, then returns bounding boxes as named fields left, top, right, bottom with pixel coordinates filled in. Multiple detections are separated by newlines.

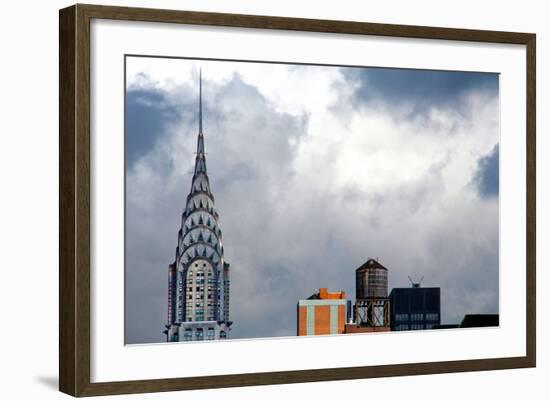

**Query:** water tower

left=354, top=258, right=390, bottom=328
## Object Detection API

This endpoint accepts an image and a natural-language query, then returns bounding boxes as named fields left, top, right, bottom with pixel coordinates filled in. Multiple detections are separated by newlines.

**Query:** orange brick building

left=297, top=288, right=348, bottom=336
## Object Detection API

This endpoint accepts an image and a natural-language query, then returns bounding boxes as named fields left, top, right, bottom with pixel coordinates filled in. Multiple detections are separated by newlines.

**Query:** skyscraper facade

left=389, top=285, right=440, bottom=331
left=165, top=72, right=231, bottom=342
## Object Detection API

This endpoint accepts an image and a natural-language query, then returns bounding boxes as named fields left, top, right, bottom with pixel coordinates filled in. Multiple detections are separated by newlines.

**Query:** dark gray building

left=389, top=284, right=440, bottom=331
left=460, top=314, right=499, bottom=328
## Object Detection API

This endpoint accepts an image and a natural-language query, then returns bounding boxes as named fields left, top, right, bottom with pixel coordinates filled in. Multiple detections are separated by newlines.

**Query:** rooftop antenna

left=408, top=276, right=424, bottom=288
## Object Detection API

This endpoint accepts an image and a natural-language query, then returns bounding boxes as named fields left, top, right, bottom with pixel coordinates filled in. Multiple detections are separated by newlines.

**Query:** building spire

left=166, top=69, right=231, bottom=343
left=194, top=69, right=206, bottom=175
left=199, top=68, right=203, bottom=134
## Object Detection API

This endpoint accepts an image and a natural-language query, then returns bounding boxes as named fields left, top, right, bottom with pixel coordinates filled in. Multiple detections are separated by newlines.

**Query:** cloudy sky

left=124, top=56, right=499, bottom=344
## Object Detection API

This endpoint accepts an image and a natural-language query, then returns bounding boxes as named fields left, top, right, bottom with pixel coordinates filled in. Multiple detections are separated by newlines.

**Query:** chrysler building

left=165, top=71, right=231, bottom=342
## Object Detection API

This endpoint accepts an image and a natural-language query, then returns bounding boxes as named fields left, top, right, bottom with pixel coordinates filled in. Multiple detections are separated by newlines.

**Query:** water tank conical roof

left=356, top=258, right=388, bottom=271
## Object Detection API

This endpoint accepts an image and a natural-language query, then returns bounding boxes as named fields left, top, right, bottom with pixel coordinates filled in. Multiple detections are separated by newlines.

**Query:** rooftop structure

left=354, top=258, right=391, bottom=328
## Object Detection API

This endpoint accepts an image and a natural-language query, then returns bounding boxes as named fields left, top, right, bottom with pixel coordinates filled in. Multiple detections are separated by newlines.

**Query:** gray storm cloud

left=473, top=144, right=499, bottom=198
left=125, top=64, right=499, bottom=344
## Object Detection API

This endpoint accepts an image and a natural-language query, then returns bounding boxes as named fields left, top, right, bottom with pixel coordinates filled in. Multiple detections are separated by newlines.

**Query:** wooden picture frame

left=59, top=3, right=536, bottom=397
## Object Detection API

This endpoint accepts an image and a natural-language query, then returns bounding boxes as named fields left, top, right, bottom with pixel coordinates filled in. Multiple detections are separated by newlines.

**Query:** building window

left=411, top=313, right=423, bottom=322
left=395, top=313, right=408, bottom=322
left=426, top=313, right=439, bottom=321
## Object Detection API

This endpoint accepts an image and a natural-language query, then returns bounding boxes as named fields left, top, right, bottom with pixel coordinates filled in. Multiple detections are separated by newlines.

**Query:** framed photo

left=59, top=4, right=536, bottom=397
